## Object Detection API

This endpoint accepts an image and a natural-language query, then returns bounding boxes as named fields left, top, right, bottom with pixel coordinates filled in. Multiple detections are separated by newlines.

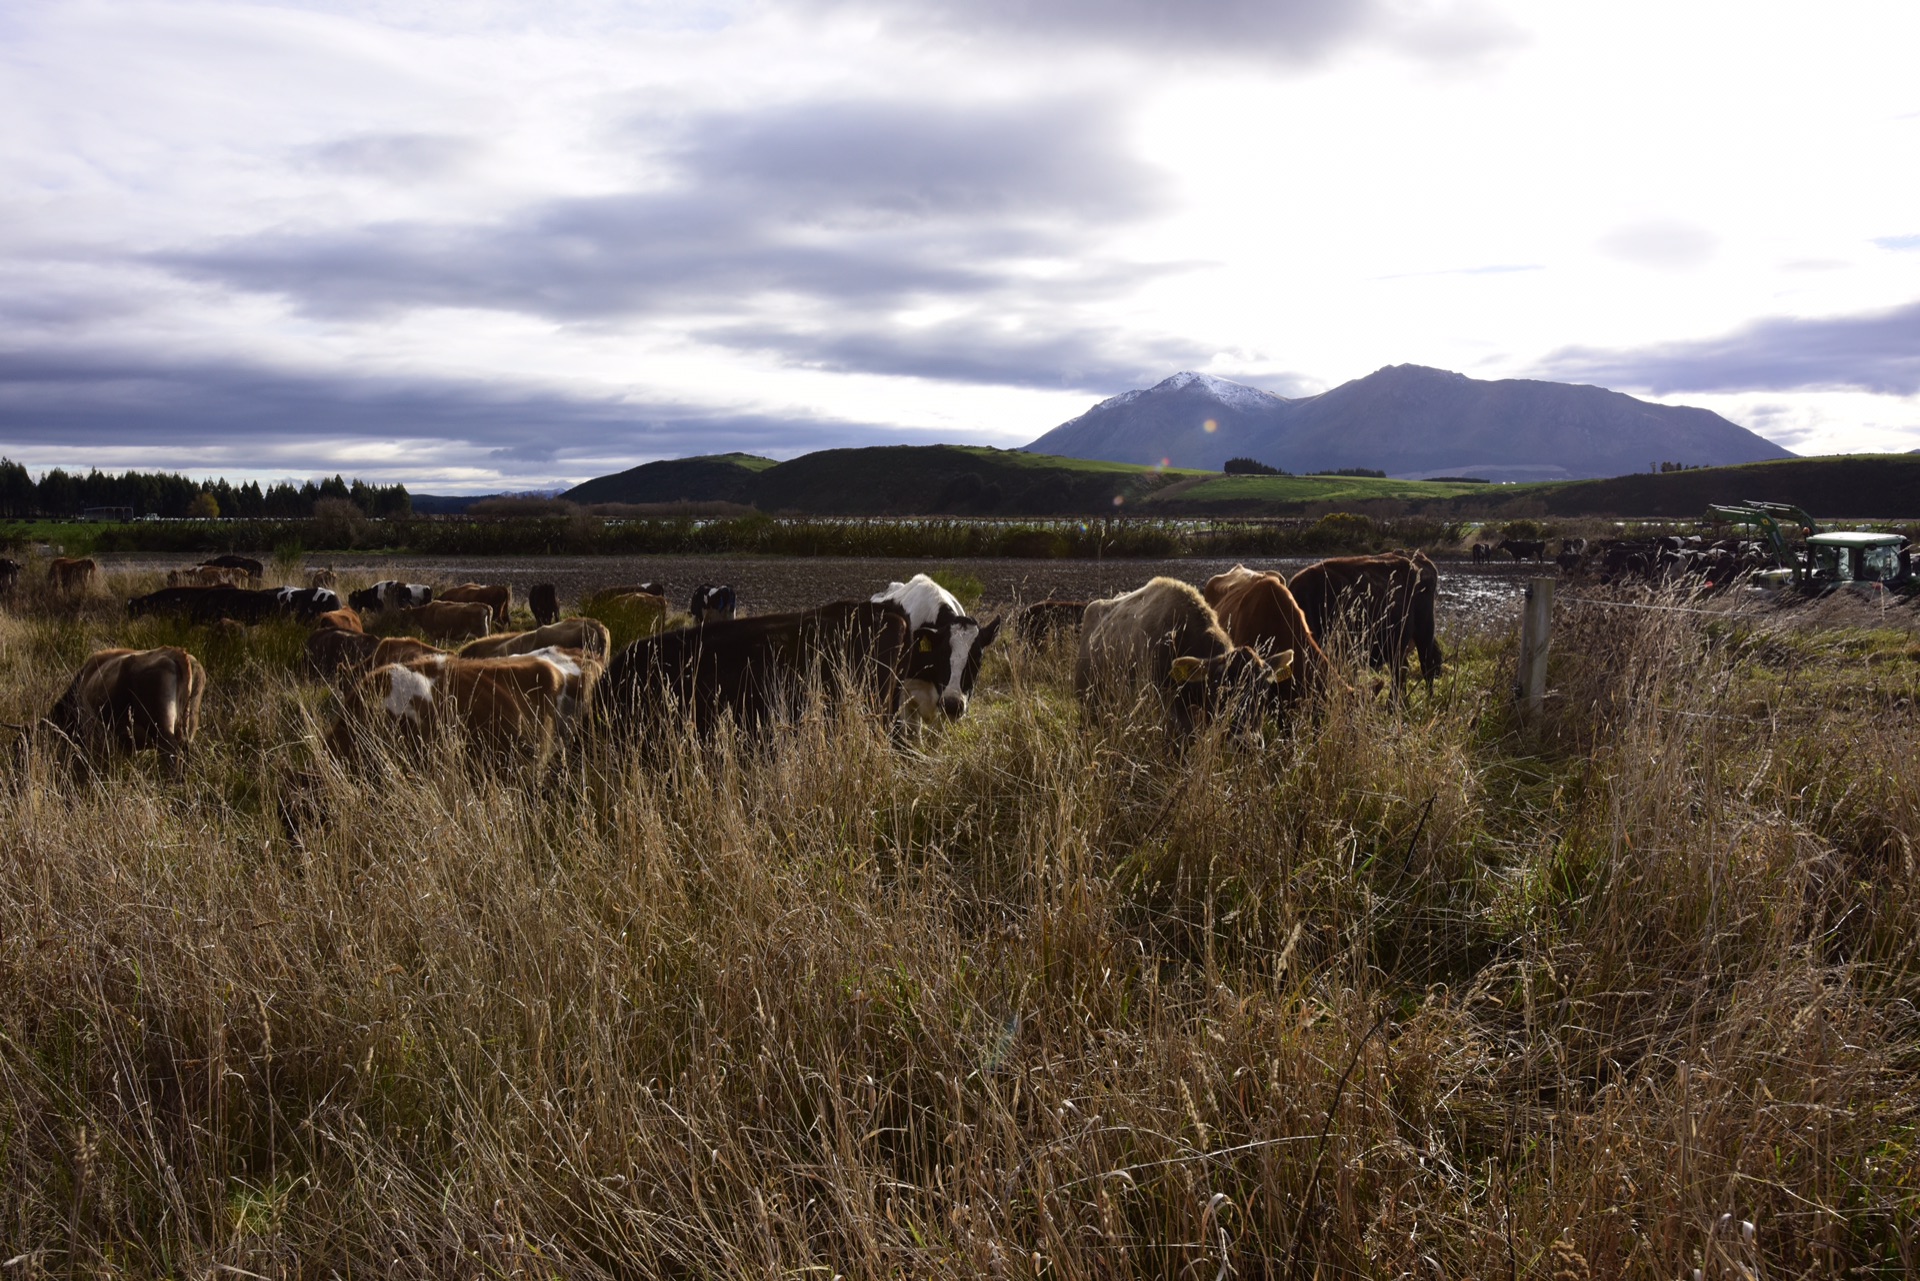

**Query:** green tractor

left=1705, top=501, right=1910, bottom=593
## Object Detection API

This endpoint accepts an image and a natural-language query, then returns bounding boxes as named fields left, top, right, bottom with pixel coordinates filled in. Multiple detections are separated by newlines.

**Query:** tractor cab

left=1805, top=531, right=1908, bottom=593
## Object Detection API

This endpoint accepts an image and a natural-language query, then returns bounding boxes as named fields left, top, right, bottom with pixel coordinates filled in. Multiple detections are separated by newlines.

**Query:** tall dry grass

left=0, top=569, right=1917, bottom=1277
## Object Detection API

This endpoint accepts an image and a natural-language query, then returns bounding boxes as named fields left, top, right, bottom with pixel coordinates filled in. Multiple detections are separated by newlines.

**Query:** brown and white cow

left=394, top=599, right=493, bottom=644
left=596, top=600, right=911, bottom=738
left=459, top=616, right=612, bottom=662
left=48, top=557, right=97, bottom=593
left=312, top=607, right=364, bottom=633
left=1287, top=551, right=1442, bottom=694
left=1077, top=577, right=1292, bottom=736
left=1202, top=565, right=1345, bottom=705
left=439, top=582, right=512, bottom=628
left=329, top=648, right=601, bottom=768
left=46, top=646, right=205, bottom=769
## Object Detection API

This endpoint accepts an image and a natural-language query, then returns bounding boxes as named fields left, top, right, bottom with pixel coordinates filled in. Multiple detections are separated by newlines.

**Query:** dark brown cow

left=1202, top=565, right=1344, bottom=704
left=200, top=554, right=264, bottom=583
left=48, top=557, right=97, bottom=593
left=1011, top=599, right=1088, bottom=646
left=1288, top=552, right=1442, bottom=694
left=439, top=582, right=512, bottom=628
left=0, top=558, right=19, bottom=597
left=1077, top=577, right=1292, bottom=736
left=46, top=647, right=205, bottom=769
left=529, top=583, right=560, bottom=627
left=596, top=600, right=911, bottom=738
left=1497, top=539, right=1549, bottom=562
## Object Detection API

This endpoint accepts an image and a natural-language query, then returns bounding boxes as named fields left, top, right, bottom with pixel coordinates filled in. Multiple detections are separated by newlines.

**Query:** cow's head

left=902, top=604, right=1001, bottom=721
left=347, top=586, right=379, bottom=612
left=1166, top=646, right=1294, bottom=735
left=690, top=584, right=737, bottom=625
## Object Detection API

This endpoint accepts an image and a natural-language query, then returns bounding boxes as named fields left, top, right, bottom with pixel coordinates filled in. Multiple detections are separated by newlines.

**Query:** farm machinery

left=1705, top=501, right=1910, bottom=593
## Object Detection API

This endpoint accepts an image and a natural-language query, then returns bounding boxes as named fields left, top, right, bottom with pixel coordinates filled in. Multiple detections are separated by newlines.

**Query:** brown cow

left=439, top=582, right=512, bottom=628
left=394, top=599, right=493, bottom=644
left=1011, top=599, right=1088, bottom=647
left=1077, top=577, right=1292, bottom=736
left=1288, top=552, right=1441, bottom=694
left=305, top=631, right=446, bottom=682
left=48, top=557, right=97, bottom=593
left=459, top=616, right=612, bottom=661
left=1202, top=564, right=1343, bottom=704
left=46, top=646, right=205, bottom=769
left=329, top=649, right=601, bottom=769
left=312, top=607, right=364, bottom=633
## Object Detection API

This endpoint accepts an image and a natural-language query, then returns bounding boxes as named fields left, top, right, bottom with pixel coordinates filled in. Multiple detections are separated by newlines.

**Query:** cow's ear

left=1268, top=649, right=1295, bottom=683
left=1169, top=656, right=1206, bottom=684
left=978, top=615, right=1001, bottom=646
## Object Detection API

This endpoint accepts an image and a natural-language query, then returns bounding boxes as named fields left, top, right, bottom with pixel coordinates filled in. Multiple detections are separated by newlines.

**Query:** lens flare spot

left=1112, top=494, right=1125, bottom=507
left=1203, top=419, right=1218, bottom=433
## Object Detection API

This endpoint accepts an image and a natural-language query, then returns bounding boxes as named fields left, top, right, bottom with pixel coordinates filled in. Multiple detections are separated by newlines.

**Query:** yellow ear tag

left=1169, top=656, right=1205, bottom=684
left=917, top=636, right=934, bottom=653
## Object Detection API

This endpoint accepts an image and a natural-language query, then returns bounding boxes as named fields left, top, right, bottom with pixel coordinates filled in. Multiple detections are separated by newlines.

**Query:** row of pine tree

left=0, top=459, right=410, bottom=520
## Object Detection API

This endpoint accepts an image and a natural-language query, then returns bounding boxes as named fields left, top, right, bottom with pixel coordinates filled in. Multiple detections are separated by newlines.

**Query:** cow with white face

left=871, top=574, right=1001, bottom=722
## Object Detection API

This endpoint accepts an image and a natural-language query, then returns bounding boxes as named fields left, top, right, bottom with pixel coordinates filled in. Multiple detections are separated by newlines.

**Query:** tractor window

left=1860, top=545, right=1899, bottom=582
left=1811, top=546, right=1847, bottom=582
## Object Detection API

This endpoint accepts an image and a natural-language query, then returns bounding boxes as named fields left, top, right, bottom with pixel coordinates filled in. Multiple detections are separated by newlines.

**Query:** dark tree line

left=0, top=459, right=410, bottom=520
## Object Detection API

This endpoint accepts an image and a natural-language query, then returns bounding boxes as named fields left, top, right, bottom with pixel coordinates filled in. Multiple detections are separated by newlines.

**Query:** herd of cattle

left=1472, top=534, right=1786, bottom=586
left=10, top=550, right=1443, bottom=778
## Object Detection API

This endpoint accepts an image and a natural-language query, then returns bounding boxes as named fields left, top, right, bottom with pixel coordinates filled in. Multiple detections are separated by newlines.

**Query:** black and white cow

left=348, top=580, right=433, bottom=612
left=871, top=574, right=1000, bottom=722
left=690, top=584, right=737, bottom=625
left=272, top=586, right=341, bottom=620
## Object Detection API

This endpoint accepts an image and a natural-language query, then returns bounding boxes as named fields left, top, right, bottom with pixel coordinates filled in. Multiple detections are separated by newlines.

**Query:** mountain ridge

left=1026, top=364, right=1794, bottom=481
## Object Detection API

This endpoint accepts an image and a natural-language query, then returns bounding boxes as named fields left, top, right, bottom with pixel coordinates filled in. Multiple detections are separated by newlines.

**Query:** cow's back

left=1077, top=577, right=1230, bottom=703
left=1205, top=567, right=1332, bottom=695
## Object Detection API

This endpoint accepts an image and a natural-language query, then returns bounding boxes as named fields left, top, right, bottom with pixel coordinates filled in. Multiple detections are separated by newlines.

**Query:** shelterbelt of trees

left=0, top=459, right=411, bottom=520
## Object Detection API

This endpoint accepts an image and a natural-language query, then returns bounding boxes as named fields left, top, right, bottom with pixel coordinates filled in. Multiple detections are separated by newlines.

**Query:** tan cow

left=46, top=646, right=205, bottom=769
left=48, top=557, right=97, bottom=593
left=312, top=607, right=364, bottom=633
left=459, top=617, right=612, bottom=661
left=1202, top=564, right=1346, bottom=705
left=308, top=568, right=339, bottom=590
left=395, top=599, right=493, bottom=644
left=1078, top=577, right=1292, bottom=736
left=439, top=582, right=512, bottom=628
left=330, top=649, right=601, bottom=768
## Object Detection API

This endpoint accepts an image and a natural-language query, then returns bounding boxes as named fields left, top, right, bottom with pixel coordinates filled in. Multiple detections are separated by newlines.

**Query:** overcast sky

left=3, top=0, right=1917, bottom=491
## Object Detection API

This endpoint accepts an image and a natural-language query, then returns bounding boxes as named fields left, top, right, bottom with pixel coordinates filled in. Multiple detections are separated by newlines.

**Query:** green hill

left=563, top=452, right=775, bottom=506
left=1434, top=455, right=1920, bottom=519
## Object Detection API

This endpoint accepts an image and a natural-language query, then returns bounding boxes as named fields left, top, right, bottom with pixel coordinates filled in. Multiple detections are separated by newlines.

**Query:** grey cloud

left=159, top=94, right=1168, bottom=327
left=1597, top=220, right=1717, bottom=270
left=1539, top=299, right=1920, bottom=396
left=790, top=0, right=1520, bottom=64
left=301, top=132, right=481, bottom=180
left=701, top=315, right=1215, bottom=391
left=0, top=349, right=910, bottom=484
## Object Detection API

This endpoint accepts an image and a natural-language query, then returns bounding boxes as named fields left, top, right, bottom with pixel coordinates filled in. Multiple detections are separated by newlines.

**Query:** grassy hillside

left=752, top=445, right=1204, bottom=515
left=1435, top=454, right=1920, bottom=519
left=562, top=452, right=775, bottom=506
left=1142, top=472, right=1489, bottom=510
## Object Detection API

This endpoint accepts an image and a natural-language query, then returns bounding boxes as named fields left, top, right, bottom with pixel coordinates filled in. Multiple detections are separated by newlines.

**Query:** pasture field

left=1, top=563, right=1918, bottom=1276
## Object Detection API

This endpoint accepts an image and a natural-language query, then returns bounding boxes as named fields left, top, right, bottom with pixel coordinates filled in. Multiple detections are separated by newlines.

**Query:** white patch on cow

left=942, top=618, right=981, bottom=711
left=872, top=573, right=961, bottom=631
left=382, top=666, right=435, bottom=724
left=275, top=587, right=294, bottom=603
left=525, top=646, right=581, bottom=678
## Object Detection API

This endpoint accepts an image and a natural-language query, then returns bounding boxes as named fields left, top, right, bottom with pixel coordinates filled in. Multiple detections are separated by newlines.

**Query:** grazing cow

left=871, top=574, right=1001, bottom=723
left=1011, top=599, right=1088, bottom=647
left=597, top=600, right=910, bottom=738
left=529, top=583, right=560, bottom=627
left=1202, top=565, right=1344, bottom=705
left=395, top=599, right=493, bottom=644
left=1288, top=552, right=1442, bottom=694
left=1470, top=543, right=1490, bottom=564
left=330, top=649, right=601, bottom=769
left=269, top=586, right=341, bottom=620
left=48, top=557, right=97, bottom=593
left=304, top=631, right=446, bottom=682
left=308, top=568, right=339, bottom=590
left=582, top=589, right=670, bottom=637
left=1559, top=537, right=1588, bottom=558
left=460, top=616, right=612, bottom=662
left=200, top=554, right=264, bottom=583
left=312, top=607, right=364, bottom=633
left=129, top=586, right=275, bottom=623
left=439, top=582, right=512, bottom=628
left=46, top=646, right=205, bottom=770
left=0, top=558, right=19, bottom=597
left=1077, top=577, right=1293, bottom=736
left=347, top=580, right=433, bottom=612
left=690, top=584, right=738, bottom=625
left=1497, top=539, right=1549, bottom=563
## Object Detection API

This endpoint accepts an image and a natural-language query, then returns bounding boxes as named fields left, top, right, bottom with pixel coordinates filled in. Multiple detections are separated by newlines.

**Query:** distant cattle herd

left=3, top=551, right=1449, bottom=790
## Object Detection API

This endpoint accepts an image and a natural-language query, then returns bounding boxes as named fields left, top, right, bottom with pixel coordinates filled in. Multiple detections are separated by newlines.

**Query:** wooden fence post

left=1517, top=577, right=1553, bottom=721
